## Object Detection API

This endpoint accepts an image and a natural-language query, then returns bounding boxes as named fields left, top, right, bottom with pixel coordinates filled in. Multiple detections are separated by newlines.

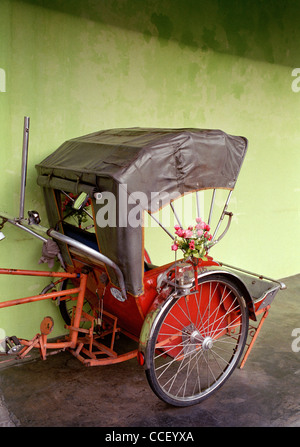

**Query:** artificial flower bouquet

left=171, top=218, right=212, bottom=260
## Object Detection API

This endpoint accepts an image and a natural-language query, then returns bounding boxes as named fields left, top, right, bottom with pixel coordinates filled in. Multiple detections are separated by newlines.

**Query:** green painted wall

left=0, top=0, right=299, bottom=339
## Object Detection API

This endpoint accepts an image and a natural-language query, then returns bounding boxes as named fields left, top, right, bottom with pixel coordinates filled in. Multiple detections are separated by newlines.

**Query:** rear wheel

left=145, top=275, right=249, bottom=406
left=59, top=278, right=93, bottom=331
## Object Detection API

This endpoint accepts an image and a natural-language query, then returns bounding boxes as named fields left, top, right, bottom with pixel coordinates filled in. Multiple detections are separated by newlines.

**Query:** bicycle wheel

left=145, top=275, right=249, bottom=406
left=59, top=278, right=93, bottom=330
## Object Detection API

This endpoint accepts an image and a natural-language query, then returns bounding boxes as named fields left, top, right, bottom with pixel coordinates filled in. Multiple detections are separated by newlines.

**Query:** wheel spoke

left=146, top=276, right=249, bottom=406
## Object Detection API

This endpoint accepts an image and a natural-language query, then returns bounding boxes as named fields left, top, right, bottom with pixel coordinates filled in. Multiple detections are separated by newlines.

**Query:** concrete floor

left=0, top=274, right=299, bottom=428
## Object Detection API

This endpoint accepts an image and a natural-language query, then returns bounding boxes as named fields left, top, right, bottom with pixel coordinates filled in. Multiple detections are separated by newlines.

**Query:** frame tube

left=148, top=212, right=174, bottom=240
left=208, top=189, right=216, bottom=225
left=211, top=190, right=233, bottom=242
left=170, top=201, right=182, bottom=228
left=47, top=228, right=127, bottom=299
left=196, top=191, right=201, bottom=219
left=19, top=117, right=30, bottom=220
left=0, top=213, right=127, bottom=300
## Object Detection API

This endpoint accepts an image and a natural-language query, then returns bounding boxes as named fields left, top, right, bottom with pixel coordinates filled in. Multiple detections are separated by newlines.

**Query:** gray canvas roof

left=36, top=128, right=248, bottom=212
left=36, top=128, right=248, bottom=296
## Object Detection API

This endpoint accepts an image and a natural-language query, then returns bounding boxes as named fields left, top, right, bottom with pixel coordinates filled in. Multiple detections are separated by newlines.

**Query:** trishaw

left=0, top=118, right=286, bottom=406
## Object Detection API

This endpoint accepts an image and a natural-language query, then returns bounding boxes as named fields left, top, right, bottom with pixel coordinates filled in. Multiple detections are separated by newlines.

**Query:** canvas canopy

left=36, top=127, right=248, bottom=296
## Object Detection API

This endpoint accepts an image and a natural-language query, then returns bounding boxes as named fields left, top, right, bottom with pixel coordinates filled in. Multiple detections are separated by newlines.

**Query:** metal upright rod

left=208, top=189, right=216, bottom=225
left=196, top=191, right=201, bottom=219
left=211, top=190, right=233, bottom=241
left=149, top=212, right=174, bottom=240
left=170, top=201, right=182, bottom=228
left=19, top=116, right=30, bottom=220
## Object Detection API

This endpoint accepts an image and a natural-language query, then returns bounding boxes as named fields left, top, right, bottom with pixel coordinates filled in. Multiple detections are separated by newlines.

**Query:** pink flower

left=204, top=231, right=212, bottom=241
left=195, top=218, right=210, bottom=230
left=171, top=243, right=178, bottom=251
left=174, top=224, right=181, bottom=230
left=175, top=228, right=184, bottom=237
left=195, top=221, right=206, bottom=230
left=189, top=240, right=195, bottom=250
left=197, top=230, right=203, bottom=237
left=184, top=230, right=194, bottom=238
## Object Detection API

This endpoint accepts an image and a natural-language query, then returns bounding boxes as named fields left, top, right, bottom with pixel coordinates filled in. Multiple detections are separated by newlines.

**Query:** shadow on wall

left=19, top=0, right=300, bottom=67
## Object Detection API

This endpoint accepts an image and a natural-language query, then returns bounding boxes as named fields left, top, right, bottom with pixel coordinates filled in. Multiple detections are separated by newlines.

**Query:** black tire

left=145, top=275, right=249, bottom=406
left=59, top=278, right=74, bottom=326
left=59, top=278, right=92, bottom=331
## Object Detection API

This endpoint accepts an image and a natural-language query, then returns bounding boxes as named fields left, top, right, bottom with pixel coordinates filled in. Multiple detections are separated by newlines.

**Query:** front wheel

left=145, top=275, right=249, bottom=406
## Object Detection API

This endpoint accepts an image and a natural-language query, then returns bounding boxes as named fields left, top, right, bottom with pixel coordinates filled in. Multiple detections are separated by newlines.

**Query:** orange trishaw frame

left=0, top=119, right=286, bottom=406
left=0, top=256, right=281, bottom=372
left=0, top=267, right=140, bottom=365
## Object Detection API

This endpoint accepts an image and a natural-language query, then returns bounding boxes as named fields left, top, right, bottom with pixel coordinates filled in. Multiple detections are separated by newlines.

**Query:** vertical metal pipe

left=208, top=189, right=216, bottom=225
left=196, top=191, right=201, bottom=219
left=170, top=201, right=182, bottom=228
left=19, top=116, right=30, bottom=220
left=69, top=273, right=88, bottom=347
left=211, top=190, right=233, bottom=241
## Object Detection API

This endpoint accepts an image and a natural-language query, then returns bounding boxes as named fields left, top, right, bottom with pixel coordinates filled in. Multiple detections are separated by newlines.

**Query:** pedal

left=5, top=336, right=23, bottom=354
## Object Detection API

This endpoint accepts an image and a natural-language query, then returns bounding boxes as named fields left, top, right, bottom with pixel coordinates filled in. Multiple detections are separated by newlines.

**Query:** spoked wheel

left=145, top=275, right=249, bottom=406
left=59, top=278, right=93, bottom=330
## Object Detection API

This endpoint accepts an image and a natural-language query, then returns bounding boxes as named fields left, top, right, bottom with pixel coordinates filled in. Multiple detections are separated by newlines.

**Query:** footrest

left=5, top=336, right=23, bottom=354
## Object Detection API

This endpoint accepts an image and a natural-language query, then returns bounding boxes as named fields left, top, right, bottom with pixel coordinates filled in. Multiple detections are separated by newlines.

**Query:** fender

left=138, top=263, right=283, bottom=368
left=195, top=267, right=256, bottom=320
left=138, top=268, right=256, bottom=369
left=138, top=285, right=175, bottom=367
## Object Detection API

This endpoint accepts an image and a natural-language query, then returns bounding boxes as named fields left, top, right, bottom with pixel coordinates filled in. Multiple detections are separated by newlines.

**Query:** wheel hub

left=202, top=336, right=213, bottom=351
left=183, top=325, right=214, bottom=354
